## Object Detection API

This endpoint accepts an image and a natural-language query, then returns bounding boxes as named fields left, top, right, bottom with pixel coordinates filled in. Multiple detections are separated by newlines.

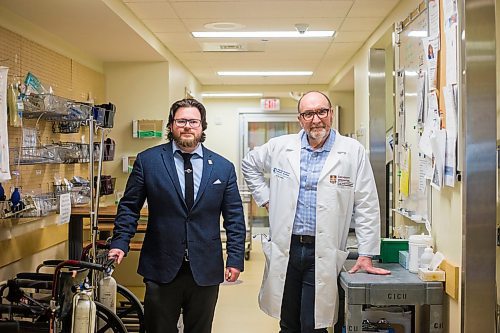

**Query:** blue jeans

left=279, top=236, right=328, bottom=333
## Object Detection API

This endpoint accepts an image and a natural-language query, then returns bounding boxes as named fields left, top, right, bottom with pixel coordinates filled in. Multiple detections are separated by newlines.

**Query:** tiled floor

left=213, top=240, right=280, bottom=332
left=125, top=239, right=280, bottom=332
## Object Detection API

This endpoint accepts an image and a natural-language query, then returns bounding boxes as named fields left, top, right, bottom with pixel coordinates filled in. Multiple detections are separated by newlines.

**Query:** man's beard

left=308, top=126, right=328, bottom=141
left=173, top=131, right=202, bottom=148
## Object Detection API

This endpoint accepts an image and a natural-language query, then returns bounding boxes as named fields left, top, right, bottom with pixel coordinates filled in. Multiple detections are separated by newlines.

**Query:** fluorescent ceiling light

left=201, top=92, right=263, bottom=97
left=408, top=30, right=428, bottom=37
left=404, top=71, right=419, bottom=77
left=218, top=71, right=313, bottom=76
left=192, top=31, right=335, bottom=38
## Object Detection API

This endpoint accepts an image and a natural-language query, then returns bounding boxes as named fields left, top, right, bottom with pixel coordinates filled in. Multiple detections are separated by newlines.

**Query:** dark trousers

left=143, top=261, right=219, bottom=333
left=280, top=236, right=328, bottom=333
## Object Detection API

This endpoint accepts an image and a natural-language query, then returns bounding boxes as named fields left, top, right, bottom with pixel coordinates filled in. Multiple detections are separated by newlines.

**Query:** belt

left=292, top=234, right=315, bottom=244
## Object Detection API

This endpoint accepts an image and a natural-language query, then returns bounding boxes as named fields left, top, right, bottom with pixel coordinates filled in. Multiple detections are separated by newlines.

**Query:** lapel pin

left=208, top=159, right=213, bottom=165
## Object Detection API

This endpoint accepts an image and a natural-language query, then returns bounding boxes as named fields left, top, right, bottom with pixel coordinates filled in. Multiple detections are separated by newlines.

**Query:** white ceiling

left=0, top=0, right=399, bottom=89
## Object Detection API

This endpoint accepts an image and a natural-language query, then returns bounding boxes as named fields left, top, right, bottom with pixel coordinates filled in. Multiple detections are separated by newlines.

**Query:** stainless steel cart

left=221, top=187, right=252, bottom=260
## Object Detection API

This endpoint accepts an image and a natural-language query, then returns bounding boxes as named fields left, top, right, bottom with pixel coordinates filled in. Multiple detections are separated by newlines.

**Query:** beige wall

left=203, top=97, right=299, bottom=166
left=333, top=0, right=462, bottom=331
left=103, top=61, right=203, bottom=196
left=330, top=91, right=355, bottom=135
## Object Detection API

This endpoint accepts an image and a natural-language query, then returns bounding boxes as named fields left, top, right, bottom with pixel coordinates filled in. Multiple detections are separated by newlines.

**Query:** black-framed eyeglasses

left=173, top=119, right=202, bottom=128
left=299, top=108, right=330, bottom=121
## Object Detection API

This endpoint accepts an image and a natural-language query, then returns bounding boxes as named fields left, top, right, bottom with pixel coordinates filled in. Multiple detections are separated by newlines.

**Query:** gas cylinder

left=98, top=275, right=117, bottom=313
left=71, top=290, right=96, bottom=333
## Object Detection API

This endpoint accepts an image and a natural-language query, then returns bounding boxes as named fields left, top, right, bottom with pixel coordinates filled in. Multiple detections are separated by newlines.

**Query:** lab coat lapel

left=160, top=143, right=184, bottom=203
left=319, top=131, right=343, bottom=181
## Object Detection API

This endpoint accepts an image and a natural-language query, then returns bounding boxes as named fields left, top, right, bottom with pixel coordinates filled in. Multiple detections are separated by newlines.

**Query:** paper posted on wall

left=430, top=129, right=447, bottom=190
left=0, top=67, right=11, bottom=182
left=443, top=85, right=458, bottom=187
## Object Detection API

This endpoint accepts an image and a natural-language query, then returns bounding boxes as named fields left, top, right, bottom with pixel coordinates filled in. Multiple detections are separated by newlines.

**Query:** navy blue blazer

left=110, top=142, right=246, bottom=286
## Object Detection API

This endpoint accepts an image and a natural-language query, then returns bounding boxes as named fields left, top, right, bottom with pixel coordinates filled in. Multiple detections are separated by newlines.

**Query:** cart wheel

left=245, top=252, right=250, bottom=260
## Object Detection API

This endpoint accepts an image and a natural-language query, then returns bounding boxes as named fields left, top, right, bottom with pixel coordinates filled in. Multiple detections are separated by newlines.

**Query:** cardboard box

left=418, top=268, right=446, bottom=281
left=399, top=250, right=409, bottom=269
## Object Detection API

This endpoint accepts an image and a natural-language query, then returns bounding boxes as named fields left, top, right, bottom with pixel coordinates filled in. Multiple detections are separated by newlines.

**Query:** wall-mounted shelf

left=393, top=208, right=428, bottom=224
left=132, top=119, right=164, bottom=138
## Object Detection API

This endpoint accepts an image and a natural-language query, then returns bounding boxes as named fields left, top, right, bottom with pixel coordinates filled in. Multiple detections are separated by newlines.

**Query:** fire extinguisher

left=71, top=289, right=96, bottom=333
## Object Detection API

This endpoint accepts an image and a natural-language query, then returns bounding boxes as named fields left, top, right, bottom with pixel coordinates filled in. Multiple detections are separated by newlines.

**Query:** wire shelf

left=52, top=121, right=83, bottom=134
left=54, top=182, right=91, bottom=206
left=10, top=143, right=90, bottom=165
left=22, top=93, right=92, bottom=121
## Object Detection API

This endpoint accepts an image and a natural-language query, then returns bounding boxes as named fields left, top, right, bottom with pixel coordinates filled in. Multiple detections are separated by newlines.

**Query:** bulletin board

left=394, top=2, right=431, bottom=224
left=394, top=0, right=460, bottom=227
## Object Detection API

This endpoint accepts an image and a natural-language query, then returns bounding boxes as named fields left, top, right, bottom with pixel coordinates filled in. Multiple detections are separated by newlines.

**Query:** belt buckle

left=299, top=235, right=313, bottom=244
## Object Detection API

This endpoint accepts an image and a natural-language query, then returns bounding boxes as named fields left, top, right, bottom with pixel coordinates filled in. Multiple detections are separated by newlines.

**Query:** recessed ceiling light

left=217, top=71, right=313, bottom=76
left=192, top=31, right=335, bottom=38
left=201, top=92, right=263, bottom=97
left=204, top=22, right=245, bottom=31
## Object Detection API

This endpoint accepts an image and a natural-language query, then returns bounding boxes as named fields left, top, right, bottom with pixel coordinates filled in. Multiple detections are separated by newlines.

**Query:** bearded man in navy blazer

left=109, top=98, right=246, bottom=333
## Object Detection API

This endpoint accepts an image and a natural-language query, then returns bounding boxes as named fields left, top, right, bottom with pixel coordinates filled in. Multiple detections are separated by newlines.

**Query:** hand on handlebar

left=108, top=248, right=125, bottom=265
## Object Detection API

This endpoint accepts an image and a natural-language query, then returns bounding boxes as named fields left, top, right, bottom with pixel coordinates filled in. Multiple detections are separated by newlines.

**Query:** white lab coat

left=241, top=130, right=380, bottom=328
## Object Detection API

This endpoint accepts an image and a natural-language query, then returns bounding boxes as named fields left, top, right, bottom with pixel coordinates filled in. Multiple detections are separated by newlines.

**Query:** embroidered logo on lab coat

left=330, top=175, right=337, bottom=184
left=272, top=167, right=290, bottom=179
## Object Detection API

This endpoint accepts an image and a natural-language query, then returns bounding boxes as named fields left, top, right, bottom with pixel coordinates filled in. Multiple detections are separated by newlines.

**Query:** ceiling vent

left=202, top=42, right=265, bottom=52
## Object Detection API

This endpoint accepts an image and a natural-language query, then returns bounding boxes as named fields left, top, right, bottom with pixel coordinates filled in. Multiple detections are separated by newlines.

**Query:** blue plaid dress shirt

left=292, top=129, right=336, bottom=236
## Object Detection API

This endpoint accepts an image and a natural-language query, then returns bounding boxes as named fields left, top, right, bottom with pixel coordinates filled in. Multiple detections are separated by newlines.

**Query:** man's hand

left=263, top=202, right=269, bottom=212
left=348, top=256, right=391, bottom=275
left=108, top=248, right=125, bottom=265
left=225, top=267, right=241, bottom=282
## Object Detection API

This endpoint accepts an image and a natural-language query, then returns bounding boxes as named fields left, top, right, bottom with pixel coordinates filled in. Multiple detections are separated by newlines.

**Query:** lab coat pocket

left=335, top=249, right=349, bottom=275
left=261, top=238, right=272, bottom=277
left=326, top=187, right=352, bottom=214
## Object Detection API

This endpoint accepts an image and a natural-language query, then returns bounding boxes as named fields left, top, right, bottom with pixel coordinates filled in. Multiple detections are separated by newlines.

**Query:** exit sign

left=261, top=98, right=280, bottom=111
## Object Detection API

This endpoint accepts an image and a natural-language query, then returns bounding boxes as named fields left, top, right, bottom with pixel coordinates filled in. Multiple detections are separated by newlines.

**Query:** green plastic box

left=379, top=238, right=409, bottom=263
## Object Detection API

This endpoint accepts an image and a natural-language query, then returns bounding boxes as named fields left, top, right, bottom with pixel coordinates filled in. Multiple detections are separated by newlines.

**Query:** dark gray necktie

left=180, top=152, right=194, bottom=210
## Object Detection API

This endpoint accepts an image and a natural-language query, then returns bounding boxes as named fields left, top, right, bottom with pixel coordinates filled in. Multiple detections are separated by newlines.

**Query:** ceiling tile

left=170, top=1, right=354, bottom=19
left=125, top=2, right=177, bottom=19
left=124, top=0, right=168, bottom=2
left=182, top=18, right=344, bottom=32
left=340, top=17, right=382, bottom=31
left=143, top=18, right=187, bottom=32
left=347, top=0, right=399, bottom=17
left=0, top=0, right=399, bottom=87
left=156, top=33, right=201, bottom=52
left=333, top=31, right=371, bottom=43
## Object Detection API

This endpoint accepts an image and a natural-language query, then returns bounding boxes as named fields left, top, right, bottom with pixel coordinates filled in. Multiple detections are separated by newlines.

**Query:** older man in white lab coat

left=242, top=91, right=390, bottom=332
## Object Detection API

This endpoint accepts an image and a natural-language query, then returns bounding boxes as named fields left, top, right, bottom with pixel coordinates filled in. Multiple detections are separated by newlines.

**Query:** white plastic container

left=419, top=246, right=434, bottom=270
left=408, top=234, right=433, bottom=273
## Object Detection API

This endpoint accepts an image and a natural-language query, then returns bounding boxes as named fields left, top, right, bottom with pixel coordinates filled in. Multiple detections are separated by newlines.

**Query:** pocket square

left=213, top=179, right=222, bottom=185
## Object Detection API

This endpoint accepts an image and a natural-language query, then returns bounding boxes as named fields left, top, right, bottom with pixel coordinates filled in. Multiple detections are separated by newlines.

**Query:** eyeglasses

left=173, top=119, right=202, bottom=128
left=298, top=108, right=330, bottom=121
